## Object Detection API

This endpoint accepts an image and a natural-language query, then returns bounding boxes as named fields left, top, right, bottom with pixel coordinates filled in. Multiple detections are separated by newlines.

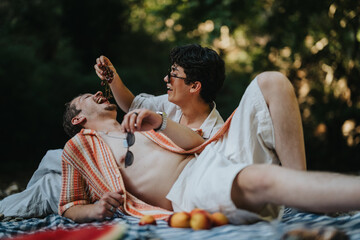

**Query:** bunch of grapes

left=99, top=64, right=114, bottom=99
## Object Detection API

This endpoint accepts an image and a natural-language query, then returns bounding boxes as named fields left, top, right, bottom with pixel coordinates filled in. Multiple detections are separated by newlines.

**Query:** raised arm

left=94, top=55, right=135, bottom=112
left=121, top=109, right=205, bottom=150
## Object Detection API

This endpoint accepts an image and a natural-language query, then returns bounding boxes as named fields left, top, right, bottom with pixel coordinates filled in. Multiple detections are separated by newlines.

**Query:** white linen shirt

left=129, top=94, right=224, bottom=139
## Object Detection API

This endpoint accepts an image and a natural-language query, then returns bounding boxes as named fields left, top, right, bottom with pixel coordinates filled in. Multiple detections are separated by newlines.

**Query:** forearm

left=110, top=73, right=135, bottom=113
left=62, top=191, right=124, bottom=223
left=123, top=109, right=206, bottom=150
left=95, top=56, right=135, bottom=112
left=63, top=204, right=98, bottom=223
left=162, top=119, right=205, bottom=150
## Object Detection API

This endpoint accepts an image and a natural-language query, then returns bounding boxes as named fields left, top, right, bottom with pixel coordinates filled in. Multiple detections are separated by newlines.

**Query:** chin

left=105, top=104, right=118, bottom=111
left=167, top=95, right=176, bottom=104
left=167, top=95, right=173, bottom=102
left=168, top=98, right=177, bottom=105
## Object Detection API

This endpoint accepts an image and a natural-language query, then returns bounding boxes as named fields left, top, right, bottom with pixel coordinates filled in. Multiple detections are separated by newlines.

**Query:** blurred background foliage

left=0, top=0, right=359, bottom=186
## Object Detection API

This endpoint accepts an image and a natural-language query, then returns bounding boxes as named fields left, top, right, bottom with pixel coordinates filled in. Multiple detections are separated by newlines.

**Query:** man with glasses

left=94, top=44, right=225, bottom=139
left=59, top=81, right=360, bottom=224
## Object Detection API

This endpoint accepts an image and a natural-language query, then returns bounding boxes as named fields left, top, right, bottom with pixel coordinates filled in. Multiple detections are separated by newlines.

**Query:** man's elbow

left=62, top=207, right=78, bottom=222
left=62, top=206, right=89, bottom=223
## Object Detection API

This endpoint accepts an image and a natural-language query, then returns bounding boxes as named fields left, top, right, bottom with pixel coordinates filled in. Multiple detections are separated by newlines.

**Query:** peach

left=189, top=209, right=213, bottom=230
left=190, top=212, right=212, bottom=230
left=138, top=215, right=157, bottom=226
left=190, top=208, right=206, bottom=215
left=168, top=212, right=191, bottom=228
left=211, top=212, right=229, bottom=226
left=190, top=208, right=213, bottom=220
left=190, top=208, right=212, bottom=218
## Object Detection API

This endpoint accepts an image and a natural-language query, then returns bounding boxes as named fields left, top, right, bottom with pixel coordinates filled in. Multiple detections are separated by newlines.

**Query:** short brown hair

left=63, top=95, right=83, bottom=138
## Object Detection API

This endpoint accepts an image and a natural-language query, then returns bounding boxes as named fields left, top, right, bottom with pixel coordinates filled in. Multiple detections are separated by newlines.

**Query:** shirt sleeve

left=129, top=94, right=171, bottom=112
left=58, top=150, right=90, bottom=215
left=130, top=94, right=225, bottom=139
left=199, top=104, right=225, bottom=139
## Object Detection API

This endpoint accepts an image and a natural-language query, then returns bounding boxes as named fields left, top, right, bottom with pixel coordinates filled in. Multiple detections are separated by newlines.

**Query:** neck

left=85, top=118, right=122, bottom=133
left=179, top=99, right=211, bottom=128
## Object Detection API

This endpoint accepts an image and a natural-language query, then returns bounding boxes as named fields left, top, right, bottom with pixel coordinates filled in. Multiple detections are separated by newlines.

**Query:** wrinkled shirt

left=58, top=129, right=173, bottom=219
left=130, top=94, right=224, bottom=139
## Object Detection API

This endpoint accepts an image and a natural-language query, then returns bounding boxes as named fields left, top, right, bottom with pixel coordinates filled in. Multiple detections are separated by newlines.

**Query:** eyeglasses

left=123, top=132, right=135, bottom=168
left=167, top=71, right=187, bottom=81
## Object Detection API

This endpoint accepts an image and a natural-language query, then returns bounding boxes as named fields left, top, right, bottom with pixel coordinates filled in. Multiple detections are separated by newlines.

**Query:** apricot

left=138, top=215, right=157, bottom=226
left=168, top=212, right=191, bottom=228
left=211, top=212, right=229, bottom=226
left=189, top=209, right=213, bottom=230
left=190, top=212, right=212, bottom=230
left=190, top=208, right=206, bottom=215
left=191, top=208, right=213, bottom=219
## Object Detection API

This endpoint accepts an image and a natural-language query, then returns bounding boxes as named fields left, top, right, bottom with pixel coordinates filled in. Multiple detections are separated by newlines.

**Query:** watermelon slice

left=6, top=223, right=127, bottom=240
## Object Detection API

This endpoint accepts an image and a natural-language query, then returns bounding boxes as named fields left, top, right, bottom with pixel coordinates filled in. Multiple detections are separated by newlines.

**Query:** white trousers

left=167, top=78, right=282, bottom=224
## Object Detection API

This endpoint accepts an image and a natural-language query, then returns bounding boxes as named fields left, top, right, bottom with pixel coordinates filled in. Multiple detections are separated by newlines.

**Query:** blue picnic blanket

left=1, top=208, right=360, bottom=239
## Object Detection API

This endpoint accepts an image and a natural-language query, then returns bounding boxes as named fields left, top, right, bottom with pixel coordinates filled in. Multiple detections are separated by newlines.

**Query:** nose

left=164, top=73, right=170, bottom=84
left=95, top=91, right=103, bottom=97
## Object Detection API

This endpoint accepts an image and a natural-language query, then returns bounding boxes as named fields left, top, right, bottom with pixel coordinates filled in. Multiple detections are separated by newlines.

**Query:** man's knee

left=257, top=71, right=293, bottom=90
left=237, top=164, right=274, bottom=193
left=256, top=71, right=295, bottom=104
left=257, top=71, right=289, bottom=85
left=231, top=165, right=274, bottom=210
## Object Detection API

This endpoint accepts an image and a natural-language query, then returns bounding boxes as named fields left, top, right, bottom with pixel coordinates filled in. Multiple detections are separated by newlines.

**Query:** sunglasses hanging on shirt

left=123, top=132, right=135, bottom=168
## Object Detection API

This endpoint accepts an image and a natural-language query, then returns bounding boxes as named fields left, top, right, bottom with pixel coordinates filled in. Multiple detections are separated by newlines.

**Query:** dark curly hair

left=63, top=95, right=84, bottom=138
left=169, top=44, right=225, bottom=104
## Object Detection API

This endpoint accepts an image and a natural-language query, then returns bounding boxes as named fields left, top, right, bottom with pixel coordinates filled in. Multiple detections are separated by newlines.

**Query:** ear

left=189, top=81, right=202, bottom=93
left=71, top=115, right=86, bottom=126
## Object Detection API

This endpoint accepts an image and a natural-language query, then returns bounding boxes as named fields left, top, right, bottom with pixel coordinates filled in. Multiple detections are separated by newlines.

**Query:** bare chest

left=97, top=132, right=127, bottom=167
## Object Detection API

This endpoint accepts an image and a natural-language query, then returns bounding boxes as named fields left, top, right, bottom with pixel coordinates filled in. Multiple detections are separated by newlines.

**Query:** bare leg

left=232, top=164, right=360, bottom=214
left=257, top=72, right=306, bottom=170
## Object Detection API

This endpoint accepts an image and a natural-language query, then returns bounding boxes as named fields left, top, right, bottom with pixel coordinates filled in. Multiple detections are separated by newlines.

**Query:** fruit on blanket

left=189, top=209, right=213, bottom=230
left=190, top=213, right=212, bottom=230
left=190, top=208, right=211, bottom=217
left=168, top=211, right=191, bottom=228
left=168, top=209, right=227, bottom=230
left=211, top=212, right=229, bottom=226
left=139, top=215, right=157, bottom=226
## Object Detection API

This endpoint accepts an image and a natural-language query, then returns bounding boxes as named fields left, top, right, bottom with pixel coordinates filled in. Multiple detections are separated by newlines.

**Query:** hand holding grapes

left=95, top=56, right=116, bottom=99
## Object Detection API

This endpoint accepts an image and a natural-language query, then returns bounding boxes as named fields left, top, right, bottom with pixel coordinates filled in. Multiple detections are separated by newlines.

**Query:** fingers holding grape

left=98, top=64, right=114, bottom=99
left=99, top=64, right=114, bottom=84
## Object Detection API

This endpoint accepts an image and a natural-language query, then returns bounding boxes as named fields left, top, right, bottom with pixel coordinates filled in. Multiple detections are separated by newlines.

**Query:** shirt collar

left=199, top=102, right=220, bottom=139
left=81, top=129, right=95, bottom=135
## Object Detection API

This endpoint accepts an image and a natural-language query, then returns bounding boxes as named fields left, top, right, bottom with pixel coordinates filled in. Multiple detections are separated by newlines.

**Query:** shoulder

left=64, top=129, right=99, bottom=151
left=200, top=103, right=225, bottom=139
left=134, top=93, right=169, bottom=103
left=130, top=93, right=179, bottom=114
